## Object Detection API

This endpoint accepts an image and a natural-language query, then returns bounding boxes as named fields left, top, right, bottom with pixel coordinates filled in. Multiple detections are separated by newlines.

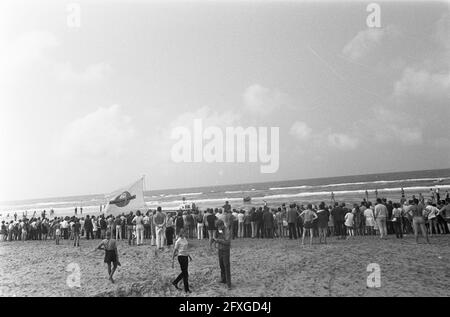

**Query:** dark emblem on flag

left=109, top=191, right=136, bottom=207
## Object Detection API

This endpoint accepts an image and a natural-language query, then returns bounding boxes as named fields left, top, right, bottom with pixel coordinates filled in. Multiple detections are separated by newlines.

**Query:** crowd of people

left=1, top=193, right=449, bottom=292
left=1, top=195, right=449, bottom=246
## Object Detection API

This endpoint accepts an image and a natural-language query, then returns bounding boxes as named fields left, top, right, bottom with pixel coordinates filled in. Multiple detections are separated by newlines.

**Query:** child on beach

left=95, top=231, right=121, bottom=283
left=55, top=222, right=61, bottom=245
left=344, top=209, right=354, bottom=238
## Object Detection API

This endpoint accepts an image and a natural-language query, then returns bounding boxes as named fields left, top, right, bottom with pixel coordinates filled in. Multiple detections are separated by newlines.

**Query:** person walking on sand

left=95, top=230, right=121, bottom=283
left=212, top=219, right=232, bottom=290
left=300, top=204, right=318, bottom=246
left=171, top=229, right=192, bottom=293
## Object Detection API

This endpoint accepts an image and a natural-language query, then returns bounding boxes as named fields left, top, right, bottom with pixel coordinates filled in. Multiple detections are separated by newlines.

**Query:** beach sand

left=0, top=235, right=449, bottom=297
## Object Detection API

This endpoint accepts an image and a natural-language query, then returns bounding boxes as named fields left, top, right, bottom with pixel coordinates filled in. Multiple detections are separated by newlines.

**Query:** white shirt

left=344, top=212, right=354, bottom=226
left=426, top=205, right=439, bottom=219
left=237, top=213, right=244, bottom=223
left=174, top=237, right=189, bottom=257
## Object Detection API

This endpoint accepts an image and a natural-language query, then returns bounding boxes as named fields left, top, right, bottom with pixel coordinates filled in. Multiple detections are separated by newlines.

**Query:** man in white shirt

left=425, top=202, right=439, bottom=236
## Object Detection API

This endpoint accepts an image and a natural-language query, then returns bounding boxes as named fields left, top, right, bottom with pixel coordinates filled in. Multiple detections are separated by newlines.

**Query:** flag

left=104, top=177, right=147, bottom=216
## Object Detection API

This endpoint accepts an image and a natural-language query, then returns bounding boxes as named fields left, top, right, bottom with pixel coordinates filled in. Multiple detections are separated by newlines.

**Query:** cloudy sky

left=0, top=0, right=449, bottom=201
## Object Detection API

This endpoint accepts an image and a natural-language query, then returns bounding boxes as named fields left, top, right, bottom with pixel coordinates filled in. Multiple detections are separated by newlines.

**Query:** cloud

left=59, top=104, right=136, bottom=158
left=243, top=84, right=289, bottom=115
left=327, top=133, right=359, bottom=150
left=367, top=106, right=423, bottom=146
left=54, top=61, right=113, bottom=84
left=289, top=121, right=312, bottom=141
left=170, top=106, right=240, bottom=129
left=394, top=67, right=450, bottom=98
left=0, top=30, right=112, bottom=85
left=342, top=25, right=400, bottom=60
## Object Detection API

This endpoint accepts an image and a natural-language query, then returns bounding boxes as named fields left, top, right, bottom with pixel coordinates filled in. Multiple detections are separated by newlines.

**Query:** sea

left=1, top=168, right=450, bottom=220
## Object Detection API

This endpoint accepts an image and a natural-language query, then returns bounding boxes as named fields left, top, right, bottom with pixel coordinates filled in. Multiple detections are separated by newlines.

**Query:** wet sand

left=1, top=235, right=449, bottom=297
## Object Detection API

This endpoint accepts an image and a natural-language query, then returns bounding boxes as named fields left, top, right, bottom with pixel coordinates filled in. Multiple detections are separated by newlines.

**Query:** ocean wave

left=224, top=189, right=260, bottom=194
left=269, top=185, right=311, bottom=191
left=260, top=185, right=450, bottom=201
left=268, top=177, right=449, bottom=192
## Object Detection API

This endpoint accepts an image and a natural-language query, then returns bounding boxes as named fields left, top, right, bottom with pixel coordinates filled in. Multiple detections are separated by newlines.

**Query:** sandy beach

left=1, top=235, right=449, bottom=297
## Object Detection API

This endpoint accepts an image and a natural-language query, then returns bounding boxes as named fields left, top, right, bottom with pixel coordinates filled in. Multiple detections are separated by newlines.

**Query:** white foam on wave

left=268, top=177, right=450, bottom=191
left=269, top=185, right=311, bottom=191
left=260, top=184, right=450, bottom=201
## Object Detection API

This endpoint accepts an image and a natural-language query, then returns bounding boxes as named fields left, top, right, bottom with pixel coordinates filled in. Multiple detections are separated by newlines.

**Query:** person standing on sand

left=171, top=229, right=192, bottom=293
left=212, top=219, right=232, bottom=290
left=363, top=203, right=375, bottom=235
left=73, top=218, right=81, bottom=247
left=344, top=209, right=354, bottom=239
left=153, top=207, right=166, bottom=251
left=374, top=198, right=388, bottom=239
left=0, top=221, right=6, bottom=241
left=133, top=210, right=145, bottom=246
left=55, top=221, right=61, bottom=245
left=175, top=210, right=184, bottom=237
left=206, top=209, right=217, bottom=250
left=114, top=215, right=122, bottom=241
left=95, top=230, right=121, bottom=283
left=391, top=203, right=403, bottom=239
left=84, top=215, right=94, bottom=240
left=409, top=199, right=430, bottom=244
left=287, top=203, right=298, bottom=239
left=316, top=202, right=329, bottom=244
left=196, top=211, right=204, bottom=240
left=300, top=204, right=318, bottom=246
left=165, top=213, right=175, bottom=251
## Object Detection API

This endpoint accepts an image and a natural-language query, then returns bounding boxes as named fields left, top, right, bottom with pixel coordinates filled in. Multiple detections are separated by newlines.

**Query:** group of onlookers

left=1, top=196, right=449, bottom=246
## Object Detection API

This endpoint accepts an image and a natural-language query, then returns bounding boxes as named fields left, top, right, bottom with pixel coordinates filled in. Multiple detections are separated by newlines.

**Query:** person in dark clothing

left=73, top=219, right=81, bottom=247
left=296, top=207, right=303, bottom=238
left=172, top=229, right=191, bottom=293
left=212, top=220, right=232, bottom=290
left=84, top=215, right=94, bottom=240
left=262, top=207, right=274, bottom=238
left=287, top=204, right=298, bottom=239
left=386, top=201, right=394, bottom=235
left=316, top=202, right=329, bottom=243
left=206, top=210, right=217, bottom=250
left=126, top=212, right=134, bottom=245
left=339, top=203, right=348, bottom=239
left=255, top=207, right=264, bottom=238
left=100, top=216, right=107, bottom=239
left=175, top=211, right=184, bottom=237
